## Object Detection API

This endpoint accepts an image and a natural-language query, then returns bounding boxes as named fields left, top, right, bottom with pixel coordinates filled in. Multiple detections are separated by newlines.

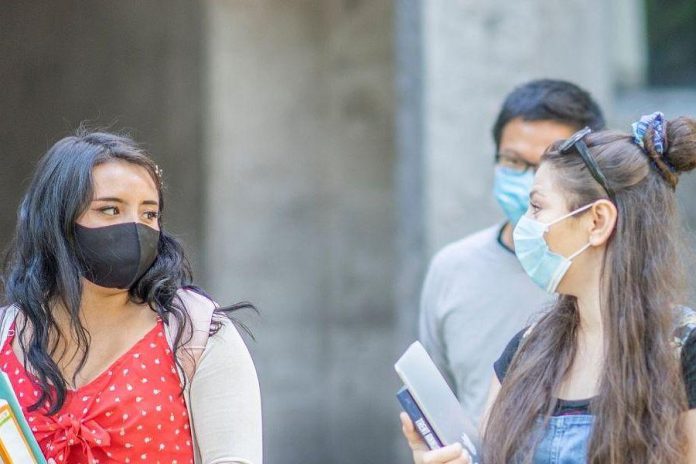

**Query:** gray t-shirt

left=419, top=224, right=550, bottom=424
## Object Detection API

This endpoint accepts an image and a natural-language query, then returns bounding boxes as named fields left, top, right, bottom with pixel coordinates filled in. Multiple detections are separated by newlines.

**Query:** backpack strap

left=164, top=289, right=218, bottom=382
left=672, top=305, right=696, bottom=356
left=0, top=305, right=19, bottom=349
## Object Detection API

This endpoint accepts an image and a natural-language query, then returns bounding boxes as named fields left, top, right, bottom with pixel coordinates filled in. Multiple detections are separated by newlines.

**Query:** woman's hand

left=400, top=413, right=472, bottom=464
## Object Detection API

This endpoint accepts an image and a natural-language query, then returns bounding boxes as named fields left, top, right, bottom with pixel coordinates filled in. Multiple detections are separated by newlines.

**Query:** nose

left=124, top=209, right=141, bottom=224
left=117, top=206, right=143, bottom=226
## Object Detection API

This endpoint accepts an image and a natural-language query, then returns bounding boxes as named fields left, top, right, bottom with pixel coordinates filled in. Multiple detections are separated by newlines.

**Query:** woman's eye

left=530, top=202, right=540, bottom=213
left=144, top=211, right=160, bottom=220
left=99, top=206, right=119, bottom=216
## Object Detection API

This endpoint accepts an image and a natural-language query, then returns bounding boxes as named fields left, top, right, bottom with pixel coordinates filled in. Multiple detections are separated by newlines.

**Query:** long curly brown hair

left=483, top=117, right=696, bottom=464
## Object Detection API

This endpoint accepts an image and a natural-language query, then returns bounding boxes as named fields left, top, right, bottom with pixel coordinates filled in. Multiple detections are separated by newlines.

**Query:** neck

left=81, top=283, right=132, bottom=319
left=501, top=222, right=515, bottom=250
left=576, top=289, right=603, bottom=335
left=571, top=245, right=609, bottom=338
left=54, top=281, right=135, bottom=332
left=573, top=269, right=604, bottom=337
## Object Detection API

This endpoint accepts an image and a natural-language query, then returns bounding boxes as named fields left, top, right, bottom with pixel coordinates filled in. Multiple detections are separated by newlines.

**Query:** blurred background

left=1, top=1, right=696, bottom=463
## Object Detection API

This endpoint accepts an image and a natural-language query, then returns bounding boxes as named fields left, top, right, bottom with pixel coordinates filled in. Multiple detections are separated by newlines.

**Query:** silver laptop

left=395, top=341, right=480, bottom=462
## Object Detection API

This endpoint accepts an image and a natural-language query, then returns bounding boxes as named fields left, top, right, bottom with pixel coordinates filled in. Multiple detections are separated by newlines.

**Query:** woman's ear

left=587, top=199, right=617, bottom=246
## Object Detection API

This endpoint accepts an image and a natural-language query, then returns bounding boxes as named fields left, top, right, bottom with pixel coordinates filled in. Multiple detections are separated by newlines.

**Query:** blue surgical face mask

left=493, top=166, right=535, bottom=225
left=512, top=203, right=594, bottom=293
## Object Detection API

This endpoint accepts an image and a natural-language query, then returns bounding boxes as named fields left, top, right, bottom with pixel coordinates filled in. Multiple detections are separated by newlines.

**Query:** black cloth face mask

left=74, top=222, right=160, bottom=289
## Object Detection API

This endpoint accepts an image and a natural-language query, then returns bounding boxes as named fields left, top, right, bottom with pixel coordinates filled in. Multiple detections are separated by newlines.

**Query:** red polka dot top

left=0, top=319, right=194, bottom=464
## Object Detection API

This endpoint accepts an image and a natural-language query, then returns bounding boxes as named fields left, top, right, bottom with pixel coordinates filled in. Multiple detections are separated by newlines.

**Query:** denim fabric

left=523, top=415, right=594, bottom=464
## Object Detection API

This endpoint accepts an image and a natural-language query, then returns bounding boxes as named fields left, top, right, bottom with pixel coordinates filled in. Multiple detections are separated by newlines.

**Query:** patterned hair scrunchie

left=632, top=111, right=678, bottom=188
left=632, top=111, right=666, bottom=155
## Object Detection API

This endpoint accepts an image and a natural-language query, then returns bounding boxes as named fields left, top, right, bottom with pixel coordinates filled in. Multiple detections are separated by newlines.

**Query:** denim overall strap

left=530, top=415, right=594, bottom=464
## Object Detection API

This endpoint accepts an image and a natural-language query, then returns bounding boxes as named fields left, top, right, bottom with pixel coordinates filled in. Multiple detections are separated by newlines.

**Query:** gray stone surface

left=6, top=2, right=695, bottom=464
left=203, top=1, right=399, bottom=462
left=0, top=1, right=204, bottom=272
left=395, top=0, right=426, bottom=350
left=420, top=0, right=613, bottom=259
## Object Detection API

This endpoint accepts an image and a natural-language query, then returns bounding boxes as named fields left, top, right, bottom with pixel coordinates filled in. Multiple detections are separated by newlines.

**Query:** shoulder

left=188, top=318, right=262, bottom=463
left=428, top=225, right=502, bottom=275
left=168, top=288, right=217, bottom=340
left=207, top=319, right=252, bottom=355
left=668, top=306, right=696, bottom=409
left=493, top=328, right=527, bottom=383
left=197, top=318, right=259, bottom=385
left=681, top=329, right=696, bottom=409
left=175, top=287, right=218, bottom=314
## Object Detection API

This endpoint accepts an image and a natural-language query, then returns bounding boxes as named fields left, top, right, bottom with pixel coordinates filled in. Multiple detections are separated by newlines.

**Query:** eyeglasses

left=559, top=127, right=615, bottom=200
left=495, top=153, right=537, bottom=173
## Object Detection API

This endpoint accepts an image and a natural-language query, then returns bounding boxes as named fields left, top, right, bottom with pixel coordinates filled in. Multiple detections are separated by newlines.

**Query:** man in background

left=419, top=79, right=606, bottom=423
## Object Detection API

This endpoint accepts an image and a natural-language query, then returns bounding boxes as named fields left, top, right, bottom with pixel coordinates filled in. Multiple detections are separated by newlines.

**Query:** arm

left=419, top=256, right=457, bottom=390
left=685, top=410, right=696, bottom=461
left=478, top=374, right=501, bottom=436
left=189, top=320, right=262, bottom=464
left=401, top=413, right=471, bottom=464
left=399, top=374, right=501, bottom=464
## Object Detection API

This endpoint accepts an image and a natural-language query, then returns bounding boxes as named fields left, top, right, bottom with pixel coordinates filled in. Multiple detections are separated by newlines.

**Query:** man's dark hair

left=492, top=79, right=606, bottom=150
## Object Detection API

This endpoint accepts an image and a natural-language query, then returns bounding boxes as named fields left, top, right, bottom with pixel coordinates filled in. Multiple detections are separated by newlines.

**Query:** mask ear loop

left=567, top=242, right=592, bottom=260
left=544, top=202, right=597, bottom=229
left=546, top=202, right=596, bottom=260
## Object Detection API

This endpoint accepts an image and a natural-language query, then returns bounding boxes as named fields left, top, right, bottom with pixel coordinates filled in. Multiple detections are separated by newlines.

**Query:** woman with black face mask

left=0, top=131, right=262, bottom=464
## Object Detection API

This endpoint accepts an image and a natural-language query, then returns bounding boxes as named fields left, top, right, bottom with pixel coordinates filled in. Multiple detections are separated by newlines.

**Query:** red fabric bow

left=32, top=412, right=111, bottom=463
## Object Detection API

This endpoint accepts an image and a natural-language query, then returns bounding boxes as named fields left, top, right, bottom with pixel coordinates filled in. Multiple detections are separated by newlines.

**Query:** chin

left=82, top=278, right=129, bottom=294
left=554, top=282, right=577, bottom=298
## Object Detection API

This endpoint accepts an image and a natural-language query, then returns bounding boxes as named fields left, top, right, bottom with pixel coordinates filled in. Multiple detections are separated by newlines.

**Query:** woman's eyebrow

left=92, top=197, right=159, bottom=206
left=530, top=189, right=545, bottom=200
left=498, top=148, right=524, bottom=158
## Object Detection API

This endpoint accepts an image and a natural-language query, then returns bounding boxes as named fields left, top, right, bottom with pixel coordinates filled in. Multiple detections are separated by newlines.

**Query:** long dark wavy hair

left=483, top=117, right=696, bottom=463
left=2, top=130, right=253, bottom=414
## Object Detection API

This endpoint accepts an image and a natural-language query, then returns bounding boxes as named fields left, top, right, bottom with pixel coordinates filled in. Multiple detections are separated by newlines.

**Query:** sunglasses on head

left=558, top=127, right=615, bottom=200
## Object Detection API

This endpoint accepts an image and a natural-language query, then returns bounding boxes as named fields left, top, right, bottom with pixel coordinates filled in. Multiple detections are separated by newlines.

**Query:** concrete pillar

left=0, top=1, right=204, bottom=270
left=204, top=1, right=397, bottom=462
left=420, top=0, right=613, bottom=258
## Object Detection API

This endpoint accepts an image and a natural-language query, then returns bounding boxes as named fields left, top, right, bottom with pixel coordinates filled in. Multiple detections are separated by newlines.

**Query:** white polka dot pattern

left=0, top=321, right=194, bottom=464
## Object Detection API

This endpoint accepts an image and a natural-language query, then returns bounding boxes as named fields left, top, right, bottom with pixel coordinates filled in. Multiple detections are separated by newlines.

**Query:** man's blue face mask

left=493, top=166, right=535, bottom=225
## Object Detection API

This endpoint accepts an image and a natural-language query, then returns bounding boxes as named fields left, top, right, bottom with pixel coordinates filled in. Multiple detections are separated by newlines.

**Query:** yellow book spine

left=0, top=401, right=36, bottom=464
left=0, top=403, right=14, bottom=464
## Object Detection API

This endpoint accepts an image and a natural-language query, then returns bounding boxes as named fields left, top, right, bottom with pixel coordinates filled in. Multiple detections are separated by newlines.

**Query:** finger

left=423, top=443, right=471, bottom=464
left=400, top=412, right=428, bottom=451
left=400, top=412, right=415, bottom=432
left=400, top=412, right=423, bottom=443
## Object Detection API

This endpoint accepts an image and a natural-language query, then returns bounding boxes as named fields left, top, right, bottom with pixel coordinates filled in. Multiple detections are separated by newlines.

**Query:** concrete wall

left=203, top=1, right=399, bottom=462
left=394, top=0, right=617, bottom=346
left=0, top=1, right=204, bottom=270
left=6, top=2, right=695, bottom=464
left=420, top=0, right=613, bottom=258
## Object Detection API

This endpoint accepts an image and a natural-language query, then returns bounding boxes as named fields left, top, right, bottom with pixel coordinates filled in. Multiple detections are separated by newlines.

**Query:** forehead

left=499, top=118, right=577, bottom=164
left=91, top=160, right=158, bottom=196
left=532, top=163, right=569, bottom=205
left=532, top=163, right=556, bottom=190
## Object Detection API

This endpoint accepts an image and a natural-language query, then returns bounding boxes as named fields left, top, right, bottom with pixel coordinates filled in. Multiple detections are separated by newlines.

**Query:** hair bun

left=663, top=117, right=696, bottom=175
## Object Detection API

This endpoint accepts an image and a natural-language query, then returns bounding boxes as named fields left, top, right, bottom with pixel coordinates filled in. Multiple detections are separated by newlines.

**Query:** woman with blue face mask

left=400, top=113, right=696, bottom=464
